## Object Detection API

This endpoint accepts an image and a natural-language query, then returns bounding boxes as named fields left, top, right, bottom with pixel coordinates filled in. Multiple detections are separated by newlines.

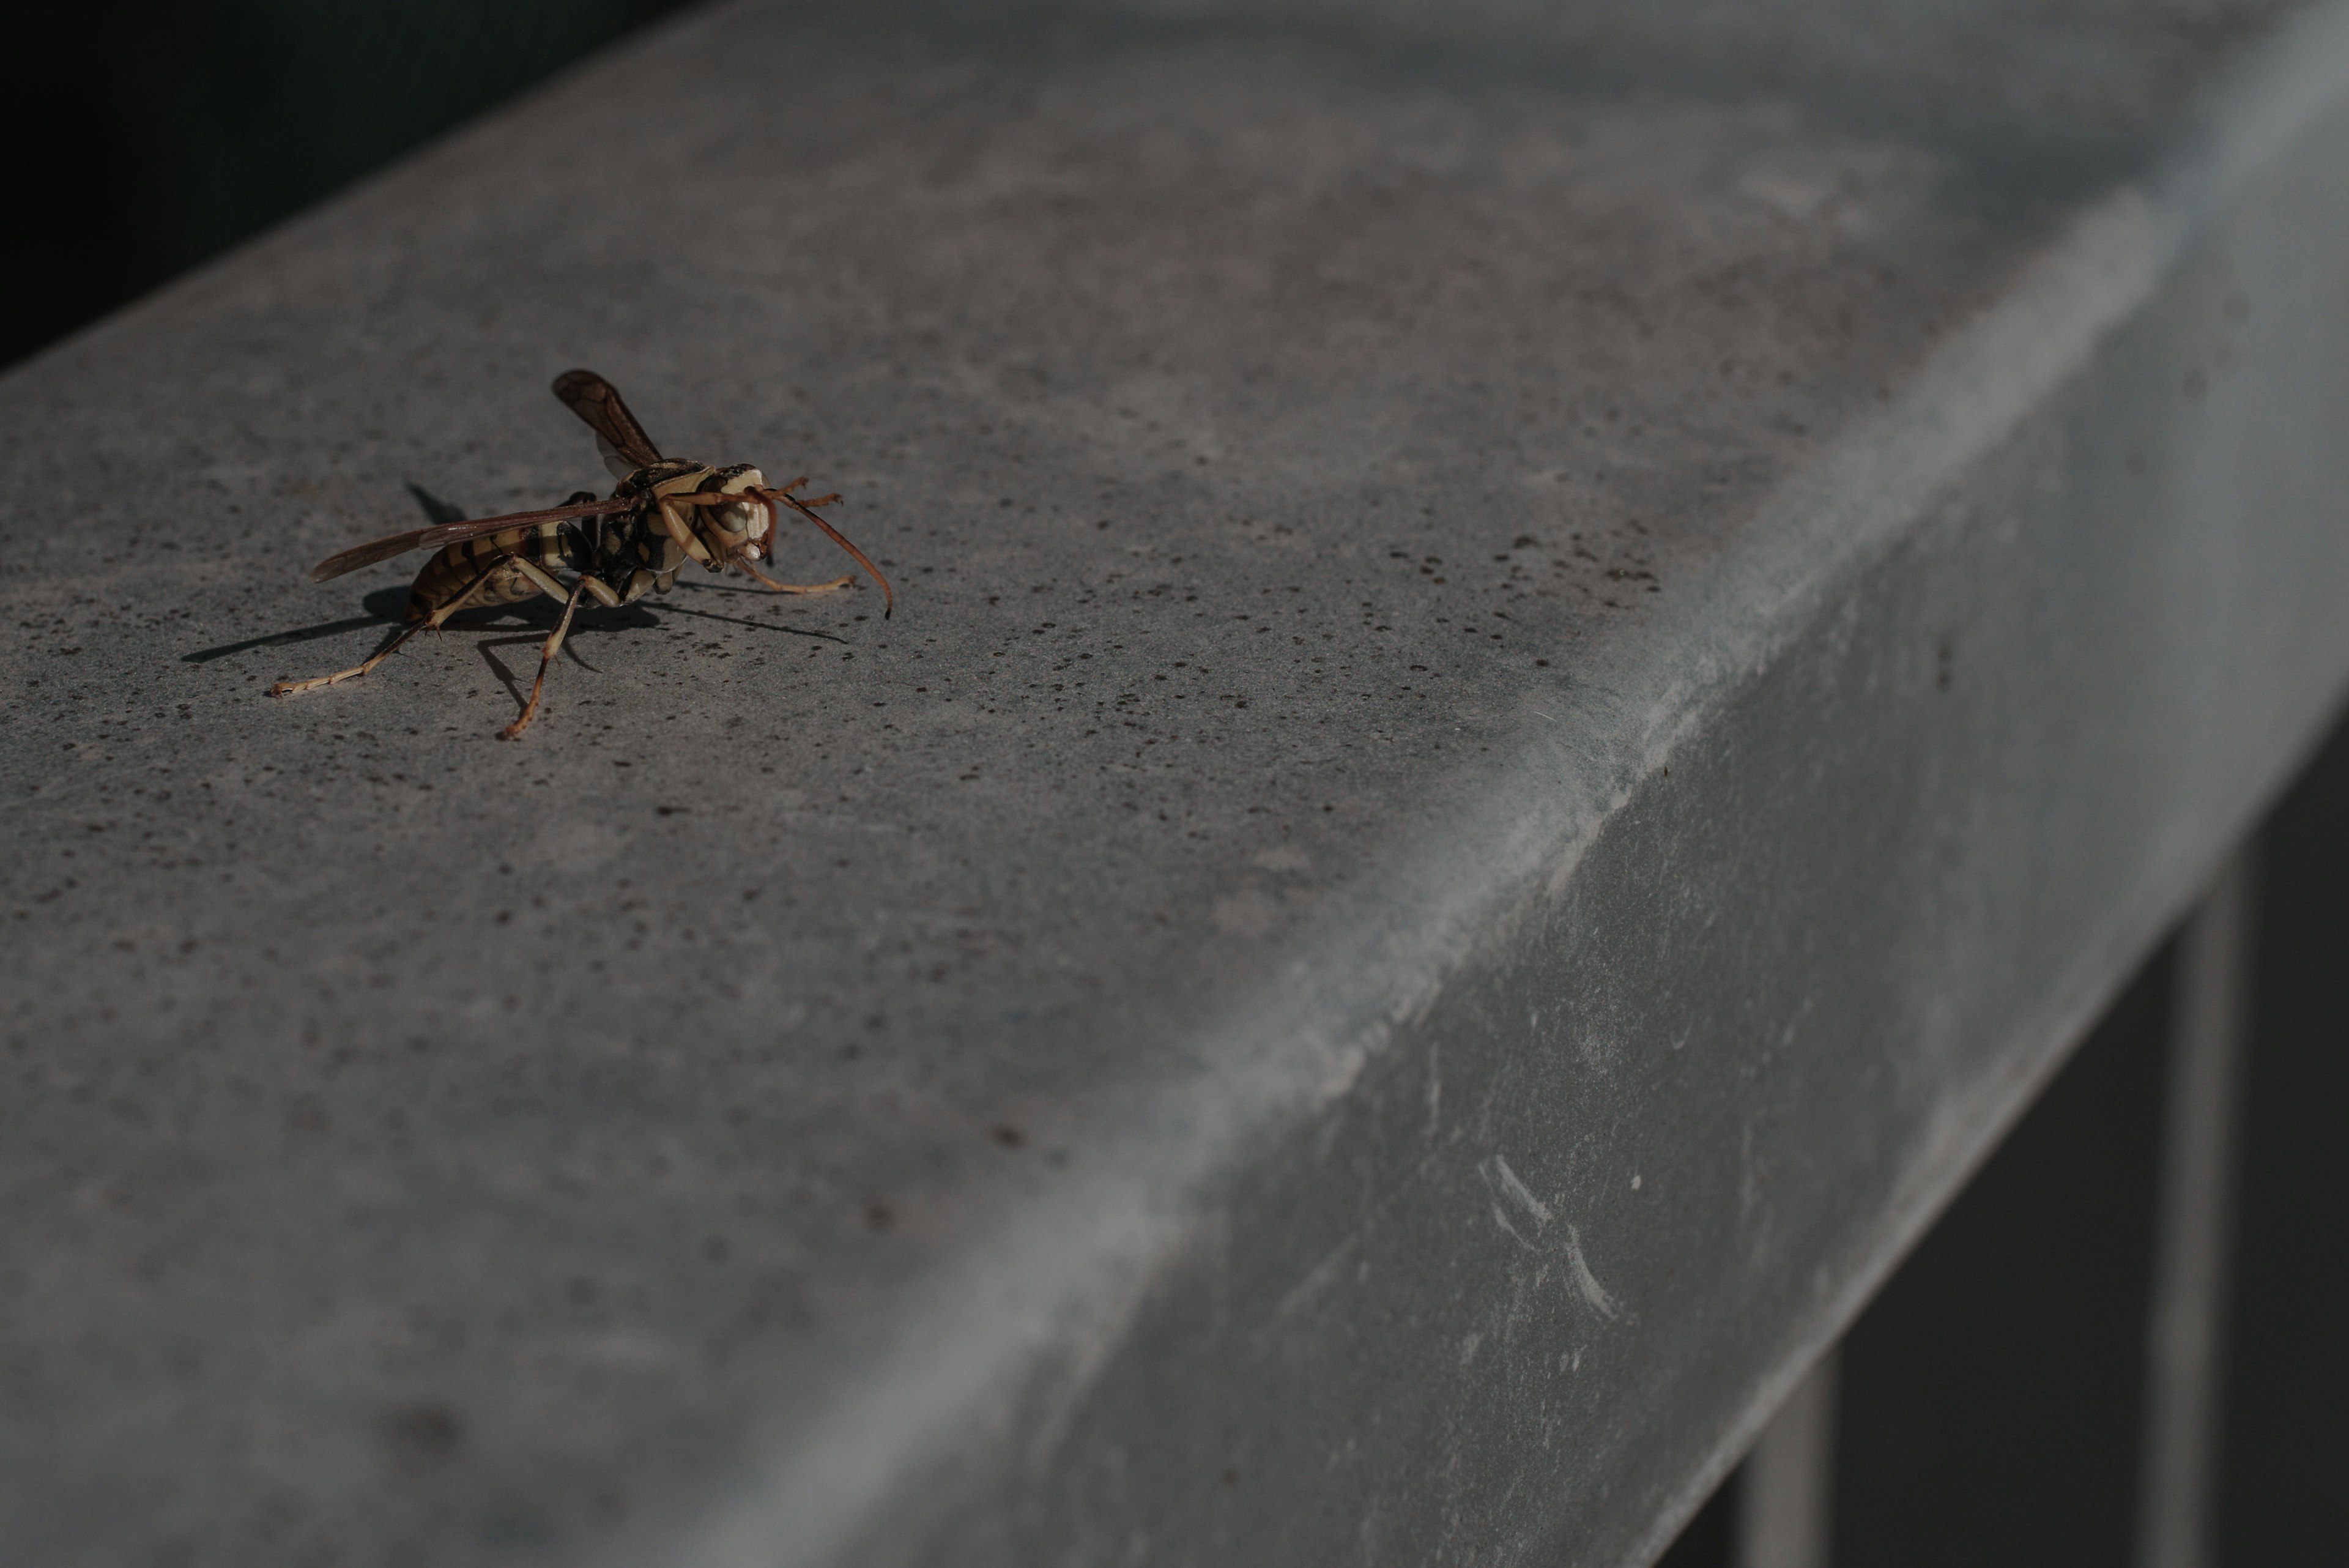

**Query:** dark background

left=10, top=4, right=2345, bottom=1564
left=1661, top=707, right=2349, bottom=1566
left=1, top=0, right=691, bottom=372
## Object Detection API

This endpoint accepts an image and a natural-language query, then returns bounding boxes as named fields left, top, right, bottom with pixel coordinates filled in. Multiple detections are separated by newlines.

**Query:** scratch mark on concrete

left=1479, top=1154, right=1628, bottom=1321
left=1562, top=1224, right=1624, bottom=1321
left=1490, top=1153, right=1553, bottom=1225
left=1425, top=1036, right=1442, bottom=1137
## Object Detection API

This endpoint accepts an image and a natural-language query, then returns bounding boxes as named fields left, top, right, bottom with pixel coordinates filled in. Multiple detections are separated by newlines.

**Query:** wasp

left=269, top=371, right=892, bottom=738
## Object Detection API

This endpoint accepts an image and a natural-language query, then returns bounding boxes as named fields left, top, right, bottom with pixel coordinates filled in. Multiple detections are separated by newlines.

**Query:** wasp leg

left=763, top=477, right=841, bottom=507
left=500, top=573, right=589, bottom=740
left=266, top=621, right=432, bottom=696
left=656, top=492, right=710, bottom=566
left=756, top=490, right=893, bottom=618
left=267, top=571, right=497, bottom=697
left=737, top=559, right=855, bottom=595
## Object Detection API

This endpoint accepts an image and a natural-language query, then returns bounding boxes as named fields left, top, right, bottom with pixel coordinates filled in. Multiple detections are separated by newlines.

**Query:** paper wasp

left=269, top=371, right=892, bottom=738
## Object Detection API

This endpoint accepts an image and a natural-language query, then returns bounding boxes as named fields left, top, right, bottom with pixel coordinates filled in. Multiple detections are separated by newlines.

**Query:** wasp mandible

left=269, top=371, right=892, bottom=738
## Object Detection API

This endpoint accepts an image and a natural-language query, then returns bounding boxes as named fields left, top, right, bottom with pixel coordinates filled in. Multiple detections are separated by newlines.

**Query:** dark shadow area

left=407, top=483, right=469, bottom=529
left=2219, top=708, right=2349, bottom=1565
left=477, top=634, right=554, bottom=712
left=185, top=483, right=454, bottom=661
left=1820, top=703, right=2349, bottom=1568
left=665, top=578, right=858, bottom=640
left=187, top=581, right=848, bottom=674
left=182, top=606, right=403, bottom=665
left=1641, top=704, right=2349, bottom=1568
left=1650, top=1471, right=1735, bottom=1568
left=1831, top=945, right=2172, bottom=1568
left=650, top=599, right=853, bottom=643
left=182, top=584, right=405, bottom=656
left=0, top=0, right=694, bottom=371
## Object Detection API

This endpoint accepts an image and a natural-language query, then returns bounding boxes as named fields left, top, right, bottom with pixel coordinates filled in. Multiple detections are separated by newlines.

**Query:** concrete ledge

left=6, top=2, right=2348, bottom=1564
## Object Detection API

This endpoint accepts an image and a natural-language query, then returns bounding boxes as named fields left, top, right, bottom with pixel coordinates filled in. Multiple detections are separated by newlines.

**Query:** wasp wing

left=309, top=526, right=451, bottom=581
left=308, top=498, right=637, bottom=582
left=552, top=370, right=663, bottom=472
left=593, top=432, right=636, bottom=481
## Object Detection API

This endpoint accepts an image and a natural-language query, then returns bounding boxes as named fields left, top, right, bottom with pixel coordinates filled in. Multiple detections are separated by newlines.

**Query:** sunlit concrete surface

left=5, top=2, right=2348, bottom=1564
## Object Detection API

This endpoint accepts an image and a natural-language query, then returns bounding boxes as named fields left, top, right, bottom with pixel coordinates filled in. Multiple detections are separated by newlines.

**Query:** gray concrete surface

left=5, top=1, right=2348, bottom=1564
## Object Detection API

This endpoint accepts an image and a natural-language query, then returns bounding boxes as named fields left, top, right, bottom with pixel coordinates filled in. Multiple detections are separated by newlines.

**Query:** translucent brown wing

left=308, top=497, right=637, bottom=582
left=552, top=370, right=662, bottom=473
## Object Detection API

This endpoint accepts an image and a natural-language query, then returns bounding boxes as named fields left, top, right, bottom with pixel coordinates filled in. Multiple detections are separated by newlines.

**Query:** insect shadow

left=183, top=483, right=847, bottom=669
left=469, top=585, right=847, bottom=707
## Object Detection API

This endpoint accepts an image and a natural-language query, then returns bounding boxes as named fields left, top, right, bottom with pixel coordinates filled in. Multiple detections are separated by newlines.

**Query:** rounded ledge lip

left=633, top=6, right=2349, bottom=1564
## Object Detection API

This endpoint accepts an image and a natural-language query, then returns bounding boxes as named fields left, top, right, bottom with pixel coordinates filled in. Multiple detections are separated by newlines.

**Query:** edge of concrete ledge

left=626, top=6, right=2349, bottom=1566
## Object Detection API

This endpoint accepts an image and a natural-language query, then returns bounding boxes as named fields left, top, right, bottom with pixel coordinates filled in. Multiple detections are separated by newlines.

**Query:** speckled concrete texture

left=5, top=2, right=2347, bottom=1566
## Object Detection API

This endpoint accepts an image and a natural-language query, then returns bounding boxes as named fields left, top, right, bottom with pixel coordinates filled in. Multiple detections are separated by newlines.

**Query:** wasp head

left=696, top=464, right=773, bottom=563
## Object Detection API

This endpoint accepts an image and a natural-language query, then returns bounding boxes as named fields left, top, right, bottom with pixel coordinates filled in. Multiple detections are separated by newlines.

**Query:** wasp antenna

left=757, top=489, right=894, bottom=619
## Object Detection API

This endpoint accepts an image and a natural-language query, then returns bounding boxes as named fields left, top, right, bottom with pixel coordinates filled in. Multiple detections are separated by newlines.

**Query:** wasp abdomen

left=404, top=521, right=582, bottom=623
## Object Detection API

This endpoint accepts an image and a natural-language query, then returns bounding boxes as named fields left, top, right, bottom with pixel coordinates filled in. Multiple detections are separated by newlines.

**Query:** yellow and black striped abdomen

left=403, top=521, right=581, bottom=623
